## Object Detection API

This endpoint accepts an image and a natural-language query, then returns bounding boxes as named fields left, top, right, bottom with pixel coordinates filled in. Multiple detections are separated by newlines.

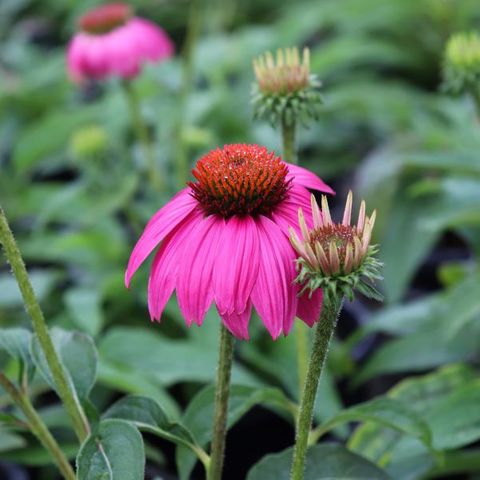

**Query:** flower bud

left=289, top=192, right=382, bottom=301
left=443, top=32, right=480, bottom=95
left=252, top=47, right=322, bottom=127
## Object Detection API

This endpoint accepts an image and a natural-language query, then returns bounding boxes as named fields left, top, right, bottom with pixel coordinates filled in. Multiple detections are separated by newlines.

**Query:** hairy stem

left=0, top=206, right=89, bottom=442
left=208, top=325, right=235, bottom=480
left=0, top=373, right=76, bottom=480
left=290, top=294, right=343, bottom=480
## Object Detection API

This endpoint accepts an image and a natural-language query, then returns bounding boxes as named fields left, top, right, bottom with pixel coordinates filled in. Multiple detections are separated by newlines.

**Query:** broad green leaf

left=350, top=365, right=477, bottom=477
left=0, top=270, right=60, bottom=308
left=353, top=324, right=480, bottom=385
left=76, top=419, right=144, bottom=480
left=98, top=327, right=256, bottom=386
left=176, top=384, right=294, bottom=480
left=31, top=327, right=97, bottom=400
left=97, top=360, right=179, bottom=419
left=0, top=430, right=26, bottom=452
left=426, top=381, right=480, bottom=450
left=0, top=328, right=34, bottom=379
left=103, top=395, right=198, bottom=451
left=247, top=443, right=390, bottom=480
left=65, top=287, right=103, bottom=337
left=314, top=397, right=431, bottom=447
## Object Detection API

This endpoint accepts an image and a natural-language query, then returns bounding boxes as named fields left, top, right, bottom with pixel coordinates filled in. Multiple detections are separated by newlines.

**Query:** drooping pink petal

left=213, top=216, right=259, bottom=316
left=125, top=189, right=197, bottom=287
left=272, top=184, right=313, bottom=235
left=286, top=162, right=334, bottom=194
left=250, top=216, right=298, bottom=339
left=176, top=215, right=225, bottom=326
left=147, top=211, right=203, bottom=321
left=219, top=302, right=252, bottom=340
left=296, top=289, right=323, bottom=327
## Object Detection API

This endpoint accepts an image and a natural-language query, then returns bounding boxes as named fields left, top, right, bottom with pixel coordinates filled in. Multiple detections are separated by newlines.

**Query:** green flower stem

left=0, top=372, right=76, bottom=480
left=281, top=115, right=297, bottom=165
left=0, top=206, right=89, bottom=443
left=470, top=85, right=480, bottom=119
left=175, top=0, right=201, bottom=187
left=122, top=79, right=163, bottom=191
left=208, top=325, right=235, bottom=480
left=295, top=322, right=309, bottom=401
left=290, top=294, right=343, bottom=480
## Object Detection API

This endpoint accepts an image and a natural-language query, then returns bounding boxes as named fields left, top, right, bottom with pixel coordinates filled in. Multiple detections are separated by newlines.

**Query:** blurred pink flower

left=125, top=144, right=334, bottom=340
left=67, top=3, right=173, bottom=83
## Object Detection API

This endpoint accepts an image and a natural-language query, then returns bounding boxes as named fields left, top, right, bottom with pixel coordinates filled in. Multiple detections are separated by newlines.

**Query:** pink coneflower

left=67, top=3, right=174, bottom=83
left=125, top=144, right=334, bottom=340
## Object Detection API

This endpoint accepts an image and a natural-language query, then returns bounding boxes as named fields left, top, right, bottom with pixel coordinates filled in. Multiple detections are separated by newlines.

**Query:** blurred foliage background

left=1, top=0, right=480, bottom=479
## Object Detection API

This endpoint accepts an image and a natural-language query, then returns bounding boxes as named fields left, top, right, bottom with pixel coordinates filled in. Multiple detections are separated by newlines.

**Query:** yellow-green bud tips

left=251, top=46, right=322, bottom=127
left=443, top=32, right=480, bottom=95
left=290, top=192, right=382, bottom=302
left=253, top=47, right=311, bottom=95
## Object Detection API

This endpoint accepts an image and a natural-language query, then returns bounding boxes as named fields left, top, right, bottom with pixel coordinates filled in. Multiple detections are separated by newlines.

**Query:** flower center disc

left=79, top=3, right=132, bottom=35
left=189, top=144, right=291, bottom=218
left=309, top=225, right=357, bottom=262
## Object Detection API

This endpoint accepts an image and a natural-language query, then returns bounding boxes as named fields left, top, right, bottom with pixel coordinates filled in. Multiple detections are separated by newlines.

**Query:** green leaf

left=76, top=419, right=144, bottom=480
left=0, top=328, right=34, bottom=379
left=65, top=287, right=103, bottom=337
left=246, top=443, right=390, bottom=480
left=314, top=397, right=431, bottom=447
left=0, top=430, right=27, bottom=452
left=349, top=365, right=477, bottom=477
left=176, top=384, right=294, bottom=480
left=103, top=395, right=197, bottom=450
left=98, top=326, right=256, bottom=386
left=31, top=327, right=97, bottom=400
left=426, top=381, right=480, bottom=450
left=0, top=270, right=60, bottom=308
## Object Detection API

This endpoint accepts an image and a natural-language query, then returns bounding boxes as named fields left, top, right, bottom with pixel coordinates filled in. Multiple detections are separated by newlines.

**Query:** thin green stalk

left=470, top=85, right=480, bottom=120
left=175, top=0, right=201, bottom=187
left=0, top=373, right=76, bottom=480
left=290, top=294, right=343, bottom=480
left=0, top=207, right=89, bottom=442
left=122, top=79, right=163, bottom=190
left=281, top=115, right=297, bottom=165
left=208, top=325, right=235, bottom=480
left=295, top=322, right=309, bottom=401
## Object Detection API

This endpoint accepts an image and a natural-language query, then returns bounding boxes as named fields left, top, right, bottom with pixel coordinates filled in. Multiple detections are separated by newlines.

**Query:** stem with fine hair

left=122, top=79, right=163, bottom=190
left=208, top=325, right=235, bottom=480
left=290, top=294, right=343, bottom=480
left=281, top=115, right=297, bottom=165
left=0, top=372, right=76, bottom=480
left=0, top=206, right=89, bottom=442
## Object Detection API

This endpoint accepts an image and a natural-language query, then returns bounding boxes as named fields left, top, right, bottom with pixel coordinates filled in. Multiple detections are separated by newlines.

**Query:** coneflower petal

left=296, top=289, right=323, bottom=327
left=177, top=215, right=225, bottom=326
left=220, top=303, right=252, bottom=340
left=286, top=163, right=335, bottom=194
left=213, top=216, right=259, bottom=316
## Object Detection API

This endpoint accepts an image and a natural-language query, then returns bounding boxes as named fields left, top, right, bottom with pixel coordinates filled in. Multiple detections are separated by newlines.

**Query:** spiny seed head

left=251, top=46, right=323, bottom=127
left=289, top=191, right=382, bottom=302
left=79, top=3, right=132, bottom=35
left=443, top=32, right=480, bottom=94
left=189, top=144, right=291, bottom=219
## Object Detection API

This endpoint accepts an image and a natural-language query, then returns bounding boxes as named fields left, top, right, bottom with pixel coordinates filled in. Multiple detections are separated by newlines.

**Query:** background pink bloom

left=67, top=3, right=174, bottom=83
left=126, top=144, right=334, bottom=340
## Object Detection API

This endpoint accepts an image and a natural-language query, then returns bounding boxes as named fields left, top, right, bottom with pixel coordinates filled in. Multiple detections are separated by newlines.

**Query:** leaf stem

left=0, top=206, right=89, bottom=442
left=290, top=294, right=343, bottom=480
left=122, top=79, right=163, bottom=191
left=0, top=372, right=76, bottom=480
left=208, top=325, right=235, bottom=480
